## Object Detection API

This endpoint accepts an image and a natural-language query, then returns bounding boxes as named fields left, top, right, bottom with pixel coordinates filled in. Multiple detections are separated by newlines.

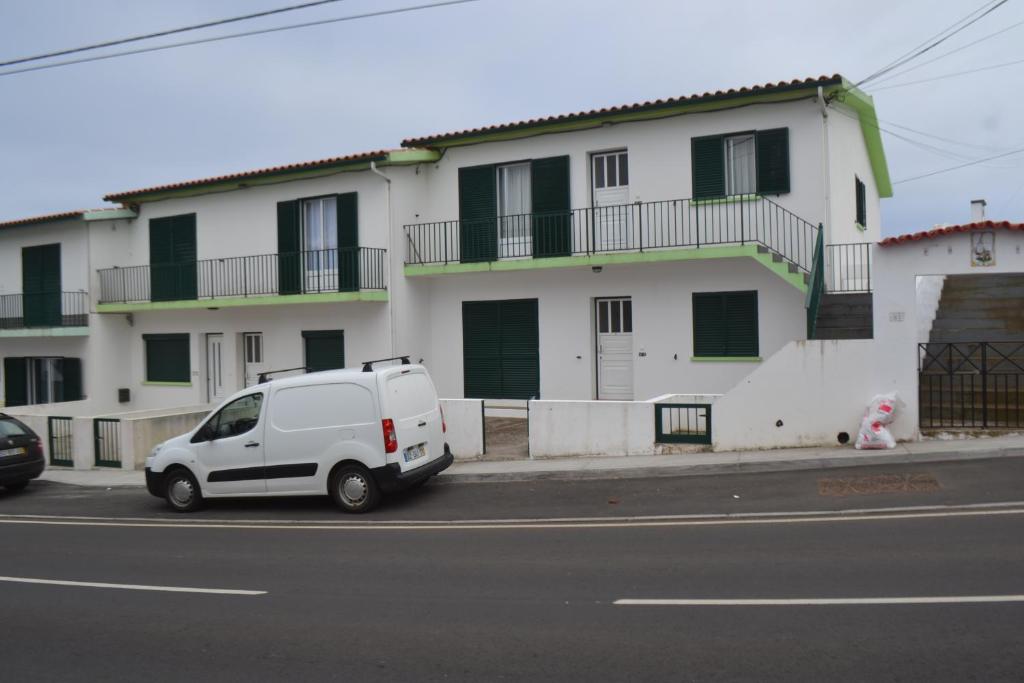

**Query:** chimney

left=971, top=199, right=987, bottom=222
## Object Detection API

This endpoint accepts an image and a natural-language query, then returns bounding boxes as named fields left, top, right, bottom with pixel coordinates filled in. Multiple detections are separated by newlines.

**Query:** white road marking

left=0, top=575, right=266, bottom=595
left=615, top=596, right=1024, bottom=606
left=0, top=504, right=1022, bottom=530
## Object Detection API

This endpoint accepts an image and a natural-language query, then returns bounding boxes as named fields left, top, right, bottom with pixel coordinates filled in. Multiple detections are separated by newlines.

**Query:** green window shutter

left=277, top=200, right=302, bottom=295
left=143, top=333, right=190, bottom=382
left=458, top=164, right=497, bottom=263
left=855, top=177, right=867, bottom=227
left=3, top=357, right=28, bottom=407
left=462, top=299, right=539, bottom=399
left=693, top=291, right=758, bottom=357
left=530, top=156, right=571, bottom=258
left=724, top=291, right=759, bottom=356
left=693, top=293, right=727, bottom=356
left=150, top=215, right=197, bottom=301
left=22, top=244, right=61, bottom=326
left=302, top=330, right=345, bottom=372
left=499, top=299, right=540, bottom=399
left=59, top=357, right=83, bottom=402
left=755, top=128, right=790, bottom=195
left=337, top=192, right=359, bottom=292
left=691, top=135, right=725, bottom=199
left=462, top=302, right=502, bottom=398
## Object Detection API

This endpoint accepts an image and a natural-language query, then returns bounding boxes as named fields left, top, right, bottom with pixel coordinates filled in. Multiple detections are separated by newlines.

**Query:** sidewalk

left=38, top=434, right=1024, bottom=488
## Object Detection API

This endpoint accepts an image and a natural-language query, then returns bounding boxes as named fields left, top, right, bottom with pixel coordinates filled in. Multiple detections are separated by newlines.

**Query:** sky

left=1, top=0, right=1022, bottom=236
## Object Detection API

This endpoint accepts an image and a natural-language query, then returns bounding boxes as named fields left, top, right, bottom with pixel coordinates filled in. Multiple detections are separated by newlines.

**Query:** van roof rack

left=256, top=366, right=310, bottom=383
left=361, top=356, right=411, bottom=372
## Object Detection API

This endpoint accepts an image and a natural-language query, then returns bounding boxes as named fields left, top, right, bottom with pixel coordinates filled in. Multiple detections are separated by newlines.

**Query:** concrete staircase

left=920, top=274, right=1024, bottom=430
left=811, top=293, right=873, bottom=340
left=928, top=274, right=1024, bottom=343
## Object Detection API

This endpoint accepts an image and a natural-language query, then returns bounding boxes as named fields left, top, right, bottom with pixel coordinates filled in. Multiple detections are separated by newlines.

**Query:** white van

left=144, top=361, right=452, bottom=513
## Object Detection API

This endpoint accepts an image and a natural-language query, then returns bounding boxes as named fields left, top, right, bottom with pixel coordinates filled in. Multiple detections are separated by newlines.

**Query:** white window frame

left=496, top=162, right=532, bottom=258
left=301, top=196, right=338, bottom=288
left=724, top=133, right=756, bottom=196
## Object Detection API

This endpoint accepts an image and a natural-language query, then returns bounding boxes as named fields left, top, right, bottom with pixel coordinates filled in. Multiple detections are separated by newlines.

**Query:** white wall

left=439, top=398, right=484, bottom=460
left=406, top=99, right=829, bottom=236
left=916, top=275, right=946, bottom=343
left=711, top=340, right=897, bottom=451
left=873, top=230, right=1024, bottom=434
left=826, top=101, right=882, bottom=245
left=423, top=257, right=805, bottom=401
left=529, top=399, right=655, bottom=457
left=0, top=218, right=90, bottom=295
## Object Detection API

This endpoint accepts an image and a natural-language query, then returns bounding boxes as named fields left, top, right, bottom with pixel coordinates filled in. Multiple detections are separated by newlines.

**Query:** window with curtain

left=302, top=196, right=338, bottom=273
left=724, top=134, right=756, bottom=196
left=497, top=163, right=531, bottom=243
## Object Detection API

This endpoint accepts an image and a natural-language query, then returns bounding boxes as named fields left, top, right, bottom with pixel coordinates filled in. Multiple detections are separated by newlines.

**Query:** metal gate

left=919, top=342, right=1024, bottom=429
left=47, top=416, right=74, bottom=466
left=655, top=403, right=712, bottom=444
left=93, top=418, right=122, bottom=467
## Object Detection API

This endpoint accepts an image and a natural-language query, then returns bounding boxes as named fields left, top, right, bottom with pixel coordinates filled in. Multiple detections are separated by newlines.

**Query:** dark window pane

left=622, top=299, right=632, bottom=332
left=594, top=156, right=605, bottom=189
left=606, top=156, right=617, bottom=187
left=618, top=154, right=629, bottom=186
left=611, top=300, right=621, bottom=333
left=599, top=301, right=609, bottom=334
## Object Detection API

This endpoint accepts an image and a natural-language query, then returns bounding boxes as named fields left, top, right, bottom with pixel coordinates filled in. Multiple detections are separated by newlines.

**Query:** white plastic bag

left=855, top=417, right=896, bottom=450
left=854, top=392, right=902, bottom=450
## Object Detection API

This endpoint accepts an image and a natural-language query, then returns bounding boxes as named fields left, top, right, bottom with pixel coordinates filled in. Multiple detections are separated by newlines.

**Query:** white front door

left=243, top=332, right=266, bottom=387
left=206, top=333, right=226, bottom=403
left=592, top=151, right=631, bottom=251
left=596, top=297, right=634, bottom=400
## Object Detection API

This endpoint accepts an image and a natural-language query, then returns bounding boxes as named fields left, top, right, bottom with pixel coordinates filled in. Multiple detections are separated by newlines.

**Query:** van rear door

left=380, top=368, right=444, bottom=472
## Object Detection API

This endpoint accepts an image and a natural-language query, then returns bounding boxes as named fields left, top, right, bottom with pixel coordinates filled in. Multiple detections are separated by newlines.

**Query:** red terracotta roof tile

left=879, top=221, right=1024, bottom=246
left=401, top=75, right=844, bottom=147
left=0, top=210, right=85, bottom=229
left=103, top=149, right=398, bottom=202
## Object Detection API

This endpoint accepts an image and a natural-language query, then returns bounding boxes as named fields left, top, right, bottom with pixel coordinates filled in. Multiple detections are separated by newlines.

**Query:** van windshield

left=385, top=372, right=437, bottom=419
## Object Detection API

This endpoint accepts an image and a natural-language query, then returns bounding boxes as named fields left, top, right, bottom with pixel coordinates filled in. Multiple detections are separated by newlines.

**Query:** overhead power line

left=0, top=0, right=349, bottom=68
left=0, top=0, right=482, bottom=78
left=869, top=17, right=1024, bottom=87
left=894, top=146, right=1024, bottom=184
left=857, top=0, right=1009, bottom=86
left=872, top=56, right=1024, bottom=91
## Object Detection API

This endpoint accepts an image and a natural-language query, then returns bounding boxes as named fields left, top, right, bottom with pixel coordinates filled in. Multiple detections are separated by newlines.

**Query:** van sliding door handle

left=417, top=421, right=427, bottom=427
left=244, top=441, right=260, bottom=448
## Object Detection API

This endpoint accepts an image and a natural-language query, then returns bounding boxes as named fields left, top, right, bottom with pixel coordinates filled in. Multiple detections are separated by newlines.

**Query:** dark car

left=0, top=414, right=45, bottom=492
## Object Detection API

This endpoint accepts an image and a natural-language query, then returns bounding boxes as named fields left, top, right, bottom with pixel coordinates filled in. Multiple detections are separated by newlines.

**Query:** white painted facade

left=3, top=77, right=899, bottom=465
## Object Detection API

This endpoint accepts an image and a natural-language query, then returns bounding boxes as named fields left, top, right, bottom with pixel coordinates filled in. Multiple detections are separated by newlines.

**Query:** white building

left=2, top=74, right=889, bottom=421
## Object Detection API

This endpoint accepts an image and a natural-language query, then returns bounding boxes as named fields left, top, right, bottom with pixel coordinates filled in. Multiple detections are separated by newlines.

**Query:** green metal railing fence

left=805, top=226, right=826, bottom=339
left=47, top=416, right=74, bottom=466
left=93, top=418, right=121, bottom=467
left=654, top=403, right=712, bottom=445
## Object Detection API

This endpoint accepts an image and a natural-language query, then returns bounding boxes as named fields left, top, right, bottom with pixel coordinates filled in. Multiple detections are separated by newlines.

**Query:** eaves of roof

left=103, top=148, right=439, bottom=205
left=0, top=210, right=85, bottom=230
left=879, top=220, right=1024, bottom=246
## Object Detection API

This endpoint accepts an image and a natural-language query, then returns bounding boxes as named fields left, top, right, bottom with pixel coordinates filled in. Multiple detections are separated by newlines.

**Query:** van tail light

left=382, top=419, right=398, bottom=454
left=440, top=406, right=447, bottom=434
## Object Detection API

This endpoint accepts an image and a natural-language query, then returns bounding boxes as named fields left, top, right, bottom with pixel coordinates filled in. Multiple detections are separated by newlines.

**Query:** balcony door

left=497, top=163, right=532, bottom=259
left=150, top=214, right=197, bottom=302
left=302, top=196, right=338, bottom=293
left=22, top=244, right=61, bottom=327
left=592, top=151, right=631, bottom=252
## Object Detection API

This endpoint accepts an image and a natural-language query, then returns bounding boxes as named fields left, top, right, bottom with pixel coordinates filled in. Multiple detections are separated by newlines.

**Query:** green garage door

left=462, top=299, right=539, bottom=399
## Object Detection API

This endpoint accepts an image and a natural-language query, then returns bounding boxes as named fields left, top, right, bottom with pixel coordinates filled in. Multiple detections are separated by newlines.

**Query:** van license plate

left=0, top=447, right=25, bottom=458
left=403, top=444, right=426, bottom=463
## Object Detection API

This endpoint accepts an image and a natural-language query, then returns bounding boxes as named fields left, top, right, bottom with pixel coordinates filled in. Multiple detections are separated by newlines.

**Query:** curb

left=36, top=445, right=1024, bottom=489
left=435, top=446, right=1024, bottom=484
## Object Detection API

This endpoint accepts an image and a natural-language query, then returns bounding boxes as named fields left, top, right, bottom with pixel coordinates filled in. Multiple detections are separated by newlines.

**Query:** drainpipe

left=369, top=160, right=396, bottom=356
left=818, top=86, right=832, bottom=246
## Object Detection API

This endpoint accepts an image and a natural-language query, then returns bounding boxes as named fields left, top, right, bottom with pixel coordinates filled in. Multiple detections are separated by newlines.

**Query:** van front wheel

left=164, top=469, right=203, bottom=513
left=329, top=465, right=380, bottom=513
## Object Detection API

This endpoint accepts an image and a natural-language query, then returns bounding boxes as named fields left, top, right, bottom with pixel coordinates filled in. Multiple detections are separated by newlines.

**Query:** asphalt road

left=2, top=458, right=1023, bottom=681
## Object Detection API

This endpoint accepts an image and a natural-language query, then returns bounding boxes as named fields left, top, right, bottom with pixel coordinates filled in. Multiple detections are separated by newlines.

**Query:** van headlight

left=149, top=443, right=165, bottom=458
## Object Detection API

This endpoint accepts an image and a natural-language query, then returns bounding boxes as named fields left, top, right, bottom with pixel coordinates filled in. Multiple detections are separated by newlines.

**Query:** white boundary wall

left=529, top=400, right=655, bottom=458
left=440, top=398, right=484, bottom=460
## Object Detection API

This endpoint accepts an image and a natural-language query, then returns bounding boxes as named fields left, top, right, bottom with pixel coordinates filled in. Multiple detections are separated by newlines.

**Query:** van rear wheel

left=329, top=465, right=380, bottom=513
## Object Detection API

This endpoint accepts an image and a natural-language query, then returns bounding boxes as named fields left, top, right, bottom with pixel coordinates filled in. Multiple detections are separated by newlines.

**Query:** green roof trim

left=826, top=79, right=893, bottom=198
